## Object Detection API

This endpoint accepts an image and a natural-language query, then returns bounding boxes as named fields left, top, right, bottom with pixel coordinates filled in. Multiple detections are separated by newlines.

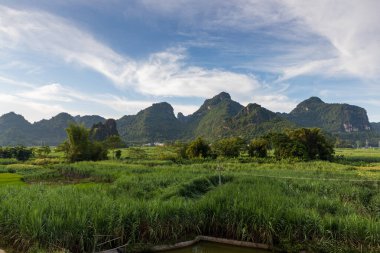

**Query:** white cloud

left=132, top=48, right=259, bottom=99
left=277, top=59, right=339, bottom=82
left=248, top=95, right=297, bottom=113
left=17, top=83, right=81, bottom=102
left=0, top=92, right=69, bottom=122
left=1, top=1, right=379, bottom=122
left=0, top=79, right=206, bottom=121
left=0, top=75, right=35, bottom=88
left=280, top=0, right=380, bottom=79
left=0, top=5, right=262, bottom=101
left=138, top=0, right=380, bottom=80
left=0, top=5, right=133, bottom=85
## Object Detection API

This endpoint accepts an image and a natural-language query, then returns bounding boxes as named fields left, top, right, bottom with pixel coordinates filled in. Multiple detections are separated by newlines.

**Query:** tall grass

left=0, top=150, right=378, bottom=252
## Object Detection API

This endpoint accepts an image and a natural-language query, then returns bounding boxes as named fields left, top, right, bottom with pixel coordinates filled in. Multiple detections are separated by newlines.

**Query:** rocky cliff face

left=90, top=119, right=119, bottom=141
left=116, top=102, right=184, bottom=143
left=180, top=92, right=244, bottom=139
left=288, top=97, right=371, bottom=133
left=74, top=115, right=106, bottom=128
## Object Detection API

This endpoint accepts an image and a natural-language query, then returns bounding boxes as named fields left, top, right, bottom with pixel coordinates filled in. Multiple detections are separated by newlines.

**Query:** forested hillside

left=0, top=92, right=378, bottom=146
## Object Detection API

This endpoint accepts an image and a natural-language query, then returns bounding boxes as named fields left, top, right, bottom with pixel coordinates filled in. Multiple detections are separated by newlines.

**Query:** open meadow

left=0, top=147, right=379, bottom=253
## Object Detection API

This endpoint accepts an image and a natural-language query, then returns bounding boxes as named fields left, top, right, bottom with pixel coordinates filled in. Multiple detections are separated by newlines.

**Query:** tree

left=270, top=128, right=334, bottom=161
left=287, top=128, right=334, bottom=160
left=174, top=141, right=189, bottom=159
left=186, top=137, right=211, bottom=159
left=34, top=145, right=51, bottom=158
left=0, top=146, right=33, bottom=161
left=103, top=135, right=124, bottom=159
left=248, top=138, right=268, bottom=158
left=12, top=146, right=33, bottom=161
left=115, top=150, right=122, bottom=160
left=63, top=123, right=108, bottom=162
left=213, top=137, right=244, bottom=158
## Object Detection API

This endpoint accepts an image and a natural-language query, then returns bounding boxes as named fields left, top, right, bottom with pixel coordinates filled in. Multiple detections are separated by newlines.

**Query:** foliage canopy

left=61, top=124, right=108, bottom=162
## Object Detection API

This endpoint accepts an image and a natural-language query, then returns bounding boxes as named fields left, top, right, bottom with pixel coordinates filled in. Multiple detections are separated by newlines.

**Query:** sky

left=0, top=0, right=379, bottom=122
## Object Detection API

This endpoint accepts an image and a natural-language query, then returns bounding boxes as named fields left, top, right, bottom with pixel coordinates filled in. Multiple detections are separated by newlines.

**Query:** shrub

left=213, top=137, right=244, bottom=158
left=186, top=137, right=211, bottom=159
left=174, top=141, right=189, bottom=159
left=115, top=150, right=122, bottom=160
left=248, top=138, right=268, bottom=158
left=0, top=146, right=33, bottom=161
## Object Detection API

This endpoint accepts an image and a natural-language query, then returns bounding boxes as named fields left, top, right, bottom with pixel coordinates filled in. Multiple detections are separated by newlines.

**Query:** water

left=160, top=241, right=269, bottom=253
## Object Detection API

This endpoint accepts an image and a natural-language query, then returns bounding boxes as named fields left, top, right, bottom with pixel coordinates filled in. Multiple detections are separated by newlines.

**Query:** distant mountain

left=226, top=103, right=295, bottom=139
left=179, top=92, right=244, bottom=139
left=0, top=92, right=378, bottom=146
left=0, top=113, right=113, bottom=146
left=33, top=113, right=75, bottom=145
left=117, top=102, right=183, bottom=144
left=287, top=97, right=371, bottom=133
left=0, top=112, right=33, bottom=146
left=371, top=122, right=380, bottom=132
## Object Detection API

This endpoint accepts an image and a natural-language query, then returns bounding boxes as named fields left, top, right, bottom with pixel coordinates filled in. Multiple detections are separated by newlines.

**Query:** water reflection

left=161, top=241, right=269, bottom=253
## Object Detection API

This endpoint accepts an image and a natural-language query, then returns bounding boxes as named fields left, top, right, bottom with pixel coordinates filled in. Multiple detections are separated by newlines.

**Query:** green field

left=0, top=173, right=24, bottom=186
left=0, top=148, right=379, bottom=252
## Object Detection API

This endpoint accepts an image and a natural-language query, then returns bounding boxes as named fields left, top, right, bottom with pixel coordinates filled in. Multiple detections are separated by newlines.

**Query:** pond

left=160, top=241, right=270, bottom=253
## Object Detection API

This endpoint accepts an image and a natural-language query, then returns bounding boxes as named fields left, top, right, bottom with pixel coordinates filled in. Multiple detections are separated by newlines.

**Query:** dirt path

left=0, top=249, right=6, bottom=253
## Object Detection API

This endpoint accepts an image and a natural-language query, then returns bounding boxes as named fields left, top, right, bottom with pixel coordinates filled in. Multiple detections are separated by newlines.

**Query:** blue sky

left=0, top=0, right=379, bottom=122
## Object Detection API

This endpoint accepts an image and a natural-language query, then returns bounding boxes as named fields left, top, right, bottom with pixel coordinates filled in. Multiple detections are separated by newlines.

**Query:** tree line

left=176, top=128, right=334, bottom=161
left=0, top=125, right=333, bottom=163
left=60, top=124, right=333, bottom=162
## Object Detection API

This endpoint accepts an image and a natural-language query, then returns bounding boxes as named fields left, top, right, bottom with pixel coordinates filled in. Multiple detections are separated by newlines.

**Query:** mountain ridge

left=0, top=92, right=377, bottom=146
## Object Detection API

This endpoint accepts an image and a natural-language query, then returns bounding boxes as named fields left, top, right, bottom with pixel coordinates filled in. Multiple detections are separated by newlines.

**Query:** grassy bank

left=0, top=148, right=379, bottom=252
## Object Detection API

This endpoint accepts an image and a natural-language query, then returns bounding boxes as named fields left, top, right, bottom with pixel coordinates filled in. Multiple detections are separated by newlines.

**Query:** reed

left=0, top=149, right=378, bottom=252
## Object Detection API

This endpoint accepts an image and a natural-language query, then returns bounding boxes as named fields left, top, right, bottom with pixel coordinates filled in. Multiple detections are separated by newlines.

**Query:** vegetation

left=268, top=128, right=334, bottom=161
left=186, top=137, right=211, bottom=158
left=60, top=124, right=108, bottom=162
left=0, top=146, right=33, bottom=161
left=34, top=145, right=51, bottom=158
left=103, top=135, right=124, bottom=159
left=115, top=150, right=122, bottom=160
left=0, top=147, right=378, bottom=253
left=0, top=104, right=378, bottom=253
left=1, top=93, right=378, bottom=146
left=248, top=138, right=268, bottom=158
left=213, top=137, right=244, bottom=158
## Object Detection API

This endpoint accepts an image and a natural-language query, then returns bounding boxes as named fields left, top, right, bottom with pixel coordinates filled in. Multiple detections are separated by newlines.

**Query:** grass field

left=0, top=148, right=379, bottom=252
left=0, top=173, right=24, bottom=186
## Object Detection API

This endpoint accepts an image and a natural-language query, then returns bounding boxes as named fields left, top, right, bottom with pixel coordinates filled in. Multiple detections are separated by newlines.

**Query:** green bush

left=61, top=124, right=108, bottom=162
left=213, top=137, right=244, bottom=158
left=248, top=138, right=268, bottom=158
left=186, top=137, right=211, bottom=159
left=115, top=150, right=122, bottom=160
left=269, top=128, right=334, bottom=161
left=0, top=146, right=33, bottom=161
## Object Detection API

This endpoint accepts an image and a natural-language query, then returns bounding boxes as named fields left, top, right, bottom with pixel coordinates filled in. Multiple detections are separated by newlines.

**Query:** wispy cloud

left=0, top=5, right=262, bottom=101
left=138, top=0, right=380, bottom=80
left=0, top=79, right=202, bottom=121
left=1, top=1, right=379, bottom=121
left=131, top=48, right=260, bottom=99
left=281, top=0, right=380, bottom=79
left=0, top=5, right=133, bottom=85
